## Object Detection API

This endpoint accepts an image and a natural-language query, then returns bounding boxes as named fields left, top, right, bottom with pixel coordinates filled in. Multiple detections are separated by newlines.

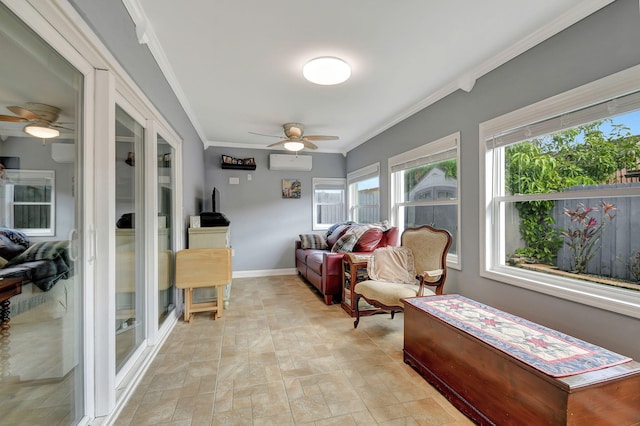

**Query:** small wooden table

left=1, top=276, right=25, bottom=331
left=175, top=248, right=232, bottom=322
left=341, top=253, right=378, bottom=317
left=1, top=275, right=26, bottom=379
left=403, top=295, right=640, bottom=425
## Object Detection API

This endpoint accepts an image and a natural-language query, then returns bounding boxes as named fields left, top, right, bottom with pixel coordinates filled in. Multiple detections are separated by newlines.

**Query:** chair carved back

left=402, top=225, right=452, bottom=285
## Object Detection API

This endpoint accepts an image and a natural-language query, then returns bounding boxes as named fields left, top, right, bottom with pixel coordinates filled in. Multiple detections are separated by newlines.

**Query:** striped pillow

left=299, top=234, right=328, bottom=250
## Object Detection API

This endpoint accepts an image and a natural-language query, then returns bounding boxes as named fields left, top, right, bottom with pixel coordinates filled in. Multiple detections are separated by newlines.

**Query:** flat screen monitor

left=212, top=187, right=220, bottom=213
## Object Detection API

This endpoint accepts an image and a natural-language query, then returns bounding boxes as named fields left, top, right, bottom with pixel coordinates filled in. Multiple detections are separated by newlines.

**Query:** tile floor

left=114, top=275, right=473, bottom=425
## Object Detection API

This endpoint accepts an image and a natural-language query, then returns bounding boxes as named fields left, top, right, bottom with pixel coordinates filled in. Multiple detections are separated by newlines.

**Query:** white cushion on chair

left=367, top=246, right=416, bottom=284
left=354, top=280, right=436, bottom=307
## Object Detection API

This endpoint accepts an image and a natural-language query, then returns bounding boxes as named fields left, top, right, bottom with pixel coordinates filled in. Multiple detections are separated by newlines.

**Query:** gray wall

left=347, top=0, right=640, bottom=359
left=204, top=147, right=345, bottom=271
left=69, top=0, right=206, bottom=234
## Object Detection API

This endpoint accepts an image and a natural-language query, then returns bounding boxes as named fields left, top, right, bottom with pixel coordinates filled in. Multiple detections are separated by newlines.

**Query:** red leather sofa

left=295, top=223, right=399, bottom=304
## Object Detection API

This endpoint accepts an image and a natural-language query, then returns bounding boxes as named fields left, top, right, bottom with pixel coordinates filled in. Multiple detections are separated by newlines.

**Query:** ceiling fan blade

left=267, top=140, right=288, bottom=147
left=0, top=114, right=27, bottom=122
left=51, top=124, right=74, bottom=131
left=249, top=131, right=281, bottom=139
left=7, top=105, right=41, bottom=121
left=305, top=135, right=339, bottom=141
left=302, top=139, right=318, bottom=150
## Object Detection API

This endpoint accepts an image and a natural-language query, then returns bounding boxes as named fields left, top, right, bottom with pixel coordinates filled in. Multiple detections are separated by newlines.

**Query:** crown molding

left=121, top=0, right=208, bottom=147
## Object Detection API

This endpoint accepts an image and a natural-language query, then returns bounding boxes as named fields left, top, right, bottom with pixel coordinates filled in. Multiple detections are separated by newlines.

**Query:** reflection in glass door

left=157, top=135, right=174, bottom=325
left=0, top=3, right=84, bottom=423
left=114, top=105, right=145, bottom=372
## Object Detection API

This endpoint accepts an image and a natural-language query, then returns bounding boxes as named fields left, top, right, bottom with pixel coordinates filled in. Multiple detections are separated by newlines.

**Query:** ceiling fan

left=250, top=122, right=338, bottom=151
left=0, top=102, right=70, bottom=138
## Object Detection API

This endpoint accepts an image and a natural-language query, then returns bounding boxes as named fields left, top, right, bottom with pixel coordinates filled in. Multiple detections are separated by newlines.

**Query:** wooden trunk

left=403, top=298, right=640, bottom=425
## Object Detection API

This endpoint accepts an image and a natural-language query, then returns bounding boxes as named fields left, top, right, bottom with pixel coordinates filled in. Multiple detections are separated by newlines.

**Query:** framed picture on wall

left=282, top=179, right=301, bottom=199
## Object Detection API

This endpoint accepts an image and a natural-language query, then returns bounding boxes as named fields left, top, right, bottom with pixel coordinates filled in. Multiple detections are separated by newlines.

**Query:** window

left=347, top=163, right=380, bottom=223
left=480, top=64, right=640, bottom=318
left=312, top=178, right=346, bottom=230
left=389, top=132, right=460, bottom=269
left=0, top=170, right=55, bottom=236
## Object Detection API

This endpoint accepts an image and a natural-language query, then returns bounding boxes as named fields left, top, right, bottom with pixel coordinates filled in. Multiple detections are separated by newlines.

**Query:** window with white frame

left=347, top=163, right=380, bottom=224
left=389, top=132, right=460, bottom=269
left=0, top=170, right=55, bottom=236
left=312, top=178, right=346, bottom=230
left=480, top=65, right=640, bottom=318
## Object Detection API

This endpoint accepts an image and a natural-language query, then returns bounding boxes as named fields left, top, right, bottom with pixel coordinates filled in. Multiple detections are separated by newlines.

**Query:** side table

left=341, top=253, right=379, bottom=317
left=0, top=275, right=25, bottom=380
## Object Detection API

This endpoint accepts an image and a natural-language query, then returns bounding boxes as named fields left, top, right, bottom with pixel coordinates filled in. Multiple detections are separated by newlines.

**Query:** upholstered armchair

left=353, top=225, right=452, bottom=328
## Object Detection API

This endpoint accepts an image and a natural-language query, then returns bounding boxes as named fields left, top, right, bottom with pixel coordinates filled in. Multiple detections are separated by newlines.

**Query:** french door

left=1, top=0, right=183, bottom=423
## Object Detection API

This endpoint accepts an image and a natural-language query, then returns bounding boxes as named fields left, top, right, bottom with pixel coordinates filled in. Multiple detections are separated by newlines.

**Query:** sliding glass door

left=157, top=135, right=175, bottom=326
left=114, top=105, right=146, bottom=372
left=1, top=1, right=183, bottom=421
left=0, top=2, right=85, bottom=423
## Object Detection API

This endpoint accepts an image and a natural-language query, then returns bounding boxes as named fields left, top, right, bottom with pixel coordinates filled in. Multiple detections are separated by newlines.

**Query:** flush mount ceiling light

left=303, top=57, right=351, bottom=85
left=24, top=123, right=60, bottom=139
left=284, top=141, right=305, bottom=152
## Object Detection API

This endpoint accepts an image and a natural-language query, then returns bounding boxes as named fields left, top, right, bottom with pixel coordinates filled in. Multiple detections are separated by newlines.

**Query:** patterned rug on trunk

left=406, top=294, right=632, bottom=377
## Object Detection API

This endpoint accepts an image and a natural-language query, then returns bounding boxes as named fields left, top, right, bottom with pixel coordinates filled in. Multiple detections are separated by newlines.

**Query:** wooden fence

left=552, top=183, right=640, bottom=281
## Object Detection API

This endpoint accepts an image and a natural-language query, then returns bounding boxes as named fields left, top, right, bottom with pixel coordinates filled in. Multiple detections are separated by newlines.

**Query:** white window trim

left=479, top=63, right=640, bottom=319
left=3, top=170, right=56, bottom=236
left=347, top=162, right=380, bottom=223
left=312, top=177, right=346, bottom=231
left=388, top=132, right=461, bottom=270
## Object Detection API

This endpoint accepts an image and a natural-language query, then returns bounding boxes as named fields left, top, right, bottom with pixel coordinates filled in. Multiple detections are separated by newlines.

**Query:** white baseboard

left=232, top=268, right=297, bottom=278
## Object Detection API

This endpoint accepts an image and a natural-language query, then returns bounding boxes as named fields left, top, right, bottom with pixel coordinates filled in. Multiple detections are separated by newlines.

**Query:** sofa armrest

left=323, top=252, right=346, bottom=273
left=295, top=240, right=302, bottom=249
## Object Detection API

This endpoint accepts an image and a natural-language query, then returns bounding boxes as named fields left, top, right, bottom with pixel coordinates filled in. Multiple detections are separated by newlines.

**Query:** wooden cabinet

left=403, top=296, right=640, bottom=425
left=188, top=226, right=230, bottom=249
left=341, top=253, right=378, bottom=317
left=187, top=225, right=231, bottom=308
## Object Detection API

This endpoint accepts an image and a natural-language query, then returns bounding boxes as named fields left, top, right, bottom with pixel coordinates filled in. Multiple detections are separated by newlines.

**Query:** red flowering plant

left=561, top=201, right=616, bottom=274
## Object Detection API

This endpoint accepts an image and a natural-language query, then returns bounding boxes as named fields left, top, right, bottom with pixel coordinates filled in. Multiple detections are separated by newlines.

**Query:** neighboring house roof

left=409, top=167, right=457, bottom=199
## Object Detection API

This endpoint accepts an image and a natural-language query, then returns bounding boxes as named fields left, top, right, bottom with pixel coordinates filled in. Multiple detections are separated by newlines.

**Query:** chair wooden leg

left=391, top=310, right=395, bottom=320
left=354, top=294, right=361, bottom=329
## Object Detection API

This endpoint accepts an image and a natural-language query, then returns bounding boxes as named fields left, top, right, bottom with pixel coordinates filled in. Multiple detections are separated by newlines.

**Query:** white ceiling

left=128, top=2, right=611, bottom=154
left=124, top=0, right=610, bottom=153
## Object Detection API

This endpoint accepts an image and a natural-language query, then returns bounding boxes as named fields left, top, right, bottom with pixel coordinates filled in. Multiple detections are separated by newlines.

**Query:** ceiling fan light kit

left=1, top=102, right=67, bottom=139
left=24, top=124, right=60, bottom=139
left=303, top=57, right=351, bottom=85
left=250, top=122, right=339, bottom=152
left=284, top=141, right=304, bottom=152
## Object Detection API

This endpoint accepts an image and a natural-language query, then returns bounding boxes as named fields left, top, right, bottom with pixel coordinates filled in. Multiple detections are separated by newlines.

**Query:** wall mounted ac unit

left=269, top=154, right=312, bottom=171
left=51, top=143, right=75, bottom=163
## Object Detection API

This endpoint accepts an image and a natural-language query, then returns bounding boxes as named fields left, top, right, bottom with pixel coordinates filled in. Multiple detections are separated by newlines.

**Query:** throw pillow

left=0, top=228, right=29, bottom=248
left=326, top=224, right=352, bottom=247
left=299, top=234, right=328, bottom=250
left=367, top=246, right=416, bottom=284
left=0, top=234, right=27, bottom=260
left=325, top=221, right=355, bottom=239
left=331, top=231, right=358, bottom=253
left=354, top=228, right=384, bottom=252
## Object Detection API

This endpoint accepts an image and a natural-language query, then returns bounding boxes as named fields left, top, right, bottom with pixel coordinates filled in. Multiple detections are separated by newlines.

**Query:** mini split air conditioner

left=269, top=154, right=312, bottom=171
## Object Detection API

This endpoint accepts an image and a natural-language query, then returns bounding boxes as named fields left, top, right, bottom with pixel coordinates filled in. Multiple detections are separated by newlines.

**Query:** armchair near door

left=353, top=225, right=452, bottom=328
